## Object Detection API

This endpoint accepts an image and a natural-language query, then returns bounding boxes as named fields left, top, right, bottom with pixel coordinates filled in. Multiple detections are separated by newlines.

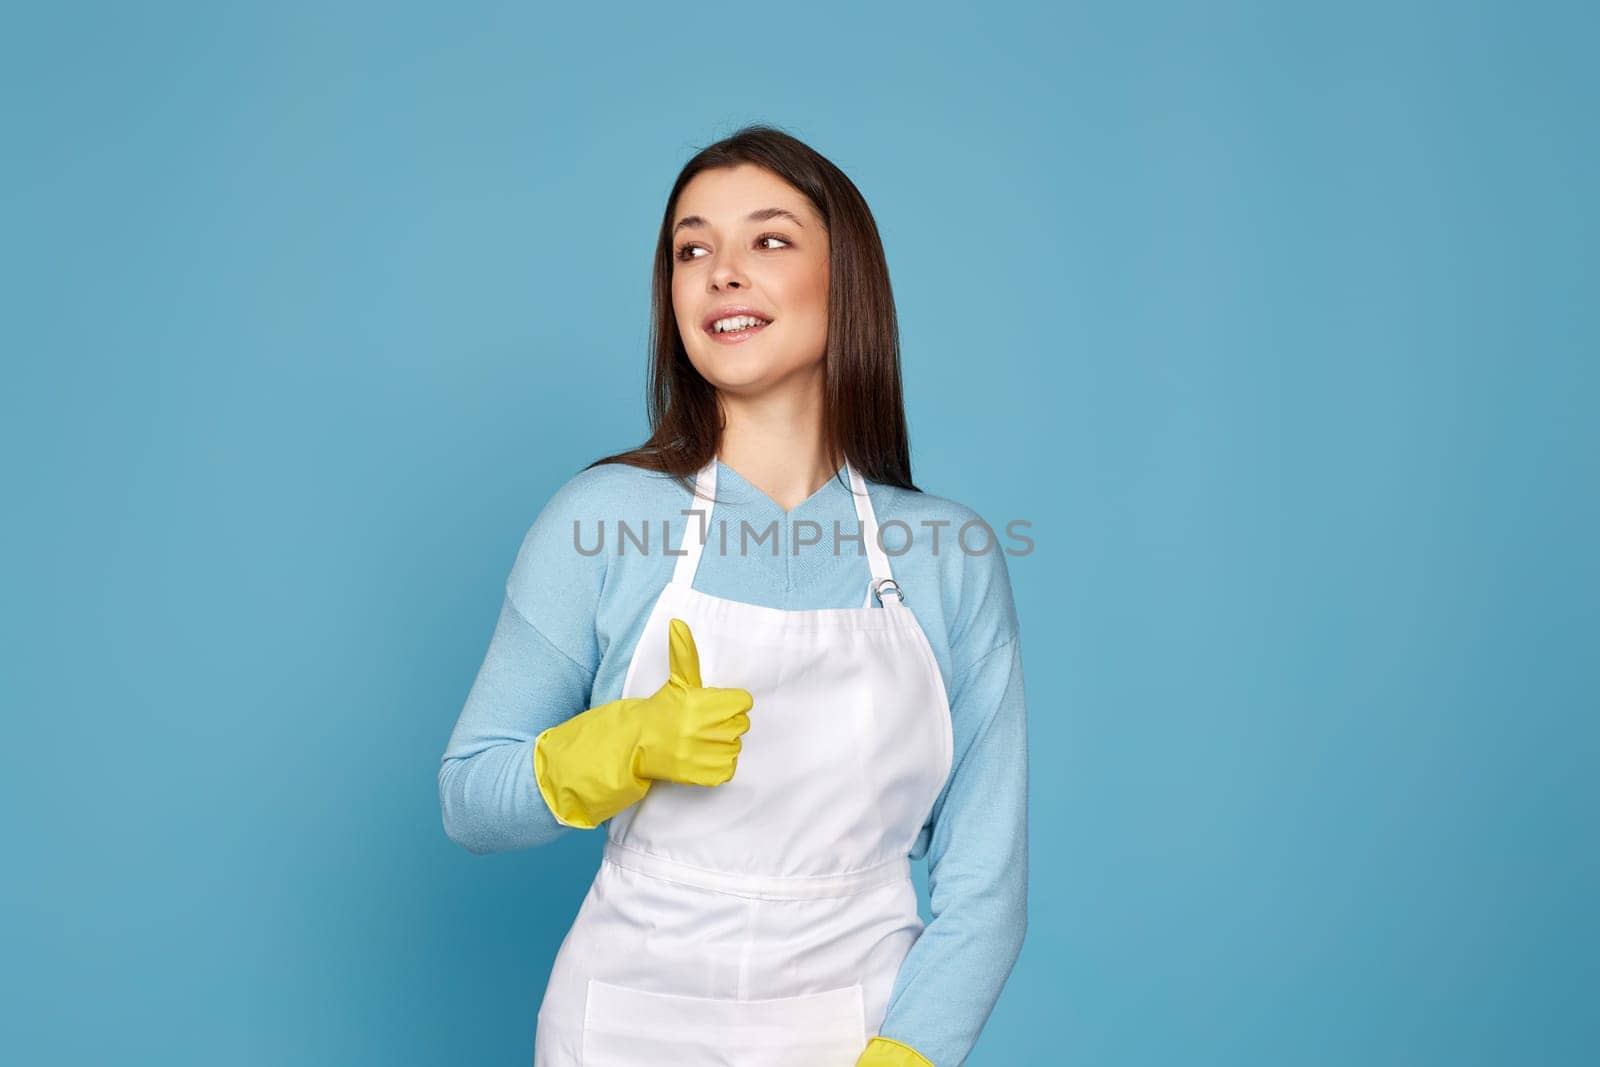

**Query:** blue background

left=3, top=1, right=1595, bottom=1064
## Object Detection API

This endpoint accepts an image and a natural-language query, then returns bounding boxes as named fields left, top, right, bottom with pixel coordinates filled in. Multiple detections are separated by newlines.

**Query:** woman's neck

left=716, top=378, right=838, bottom=514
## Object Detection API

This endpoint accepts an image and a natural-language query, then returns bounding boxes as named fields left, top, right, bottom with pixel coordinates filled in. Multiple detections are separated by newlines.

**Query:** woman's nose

left=710, top=252, right=749, bottom=290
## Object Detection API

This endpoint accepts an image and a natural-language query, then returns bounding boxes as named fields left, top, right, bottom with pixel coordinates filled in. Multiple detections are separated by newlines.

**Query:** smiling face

left=670, top=163, right=831, bottom=398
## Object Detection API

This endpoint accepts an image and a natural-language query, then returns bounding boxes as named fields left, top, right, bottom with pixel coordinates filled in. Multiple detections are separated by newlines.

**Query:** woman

left=439, top=125, right=1029, bottom=1067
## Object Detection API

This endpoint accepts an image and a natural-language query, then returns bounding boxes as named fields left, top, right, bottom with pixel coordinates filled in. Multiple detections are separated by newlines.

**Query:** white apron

left=533, top=457, right=954, bottom=1067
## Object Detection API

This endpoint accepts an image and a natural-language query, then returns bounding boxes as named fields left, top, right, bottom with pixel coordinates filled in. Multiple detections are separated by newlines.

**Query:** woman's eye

left=674, top=234, right=791, bottom=262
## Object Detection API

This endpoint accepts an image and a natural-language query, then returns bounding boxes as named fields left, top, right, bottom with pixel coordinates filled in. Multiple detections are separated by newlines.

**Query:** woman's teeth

left=712, top=315, right=771, bottom=333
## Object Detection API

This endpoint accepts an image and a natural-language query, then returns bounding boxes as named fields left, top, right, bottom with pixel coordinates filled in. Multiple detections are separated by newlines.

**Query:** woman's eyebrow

left=673, top=207, right=805, bottom=235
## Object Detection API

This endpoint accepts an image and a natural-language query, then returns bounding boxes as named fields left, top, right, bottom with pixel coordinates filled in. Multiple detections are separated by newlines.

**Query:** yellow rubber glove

left=855, top=1036, right=935, bottom=1067
left=533, top=618, right=753, bottom=829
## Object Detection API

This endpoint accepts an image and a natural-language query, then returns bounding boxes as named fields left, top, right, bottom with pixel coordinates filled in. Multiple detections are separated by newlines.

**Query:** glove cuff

left=856, top=1036, right=935, bottom=1067
left=533, top=728, right=599, bottom=829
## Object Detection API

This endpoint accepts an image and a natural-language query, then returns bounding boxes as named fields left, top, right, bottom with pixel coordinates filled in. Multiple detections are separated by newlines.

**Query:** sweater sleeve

left=438, top=471, right=608, bottom=854
left=871, top=545, right=1030, bottom=1066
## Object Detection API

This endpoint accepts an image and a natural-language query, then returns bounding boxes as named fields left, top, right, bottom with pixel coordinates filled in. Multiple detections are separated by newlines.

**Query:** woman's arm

left=862, top=635, right=1029, bottom=1066
left=438, top=593, right=596, bottom=853
left=438, top=470, right=611, bottom=854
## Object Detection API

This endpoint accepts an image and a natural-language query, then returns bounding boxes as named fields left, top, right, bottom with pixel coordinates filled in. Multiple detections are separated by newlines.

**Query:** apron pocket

left=580, top=977, right=866, bottom=1067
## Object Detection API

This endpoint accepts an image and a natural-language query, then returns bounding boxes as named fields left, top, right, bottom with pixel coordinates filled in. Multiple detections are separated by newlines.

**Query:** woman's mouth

left=706, top=315, right=772, bottom=344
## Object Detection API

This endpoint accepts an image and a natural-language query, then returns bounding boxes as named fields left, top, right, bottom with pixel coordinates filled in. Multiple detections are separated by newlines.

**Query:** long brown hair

left=587, top=124, right=920, bottom=495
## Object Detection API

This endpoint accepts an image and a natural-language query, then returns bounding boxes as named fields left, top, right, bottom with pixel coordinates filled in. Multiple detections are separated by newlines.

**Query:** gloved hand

left=855, top=1036, right=935, bottom=1067
left=533, top=617, right=753, bottom=829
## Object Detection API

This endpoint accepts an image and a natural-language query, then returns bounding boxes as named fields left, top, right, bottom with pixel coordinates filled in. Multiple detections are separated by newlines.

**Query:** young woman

left=439, top=125, right=1029, bottom=1067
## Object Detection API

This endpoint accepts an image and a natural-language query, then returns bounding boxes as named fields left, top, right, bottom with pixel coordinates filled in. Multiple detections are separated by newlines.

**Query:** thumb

left=666, top=617, right=703, bottom=689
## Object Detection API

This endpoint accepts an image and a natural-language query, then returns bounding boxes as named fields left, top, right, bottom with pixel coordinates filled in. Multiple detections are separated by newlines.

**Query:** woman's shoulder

left=506, top=458, right=683, bottom=602
left=867, top=478, right=1024, bottom=663
left=540, top=457, right=685, bottom=515
left=866, top=478, right=986, bottom=530
left=866, top=477, right=1021, bottom=564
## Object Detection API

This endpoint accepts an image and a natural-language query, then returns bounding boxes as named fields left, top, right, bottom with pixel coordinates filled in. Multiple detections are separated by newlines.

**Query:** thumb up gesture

left=631, top=618, right=754, bottom=787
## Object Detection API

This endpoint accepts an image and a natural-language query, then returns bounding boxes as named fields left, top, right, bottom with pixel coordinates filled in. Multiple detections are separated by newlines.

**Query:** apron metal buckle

left=871, top=577, right=905, bottom=605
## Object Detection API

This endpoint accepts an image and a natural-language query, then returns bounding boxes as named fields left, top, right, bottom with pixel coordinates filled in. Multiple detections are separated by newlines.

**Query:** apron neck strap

left=670, top=456, right=899, bottom=606
left=847, top=461, right=899, bottom=607
left=670, top=457, right=719, bottom=587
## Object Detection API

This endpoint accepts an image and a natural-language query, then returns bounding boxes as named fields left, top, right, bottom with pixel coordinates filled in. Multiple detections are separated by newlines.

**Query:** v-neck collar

left=715, top=459, right=850, bottom=519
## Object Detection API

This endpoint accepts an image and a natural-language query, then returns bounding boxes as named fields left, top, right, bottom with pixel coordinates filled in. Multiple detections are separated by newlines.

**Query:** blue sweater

left=439, top=457, right=1029, bottom=1067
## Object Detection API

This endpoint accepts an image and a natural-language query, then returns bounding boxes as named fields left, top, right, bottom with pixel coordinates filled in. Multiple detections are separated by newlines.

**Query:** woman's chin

left=688, top=338, right=826, bottom=397
left=692, top=349, right=777, bottom=388
left=700, top=365, right=778, bottom=394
